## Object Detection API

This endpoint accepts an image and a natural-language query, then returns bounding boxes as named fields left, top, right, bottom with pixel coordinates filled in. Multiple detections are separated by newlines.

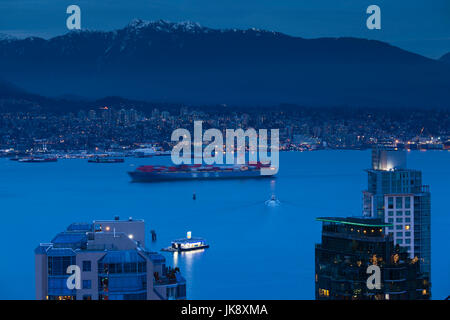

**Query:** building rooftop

left=36, top=217, right=147, bottom=253
left=52, top=232, right=87, bottom=244
left=316, top=217, right=392, bottom=227
left=66, top=223, right=93, bottom=232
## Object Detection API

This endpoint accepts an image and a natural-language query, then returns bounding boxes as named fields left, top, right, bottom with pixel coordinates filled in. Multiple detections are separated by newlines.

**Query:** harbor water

left=0, top=150, right=448, bottom=299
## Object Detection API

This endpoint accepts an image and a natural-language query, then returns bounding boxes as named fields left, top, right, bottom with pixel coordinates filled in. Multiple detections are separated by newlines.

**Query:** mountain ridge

left=1, top=20, right=449, bottom=108
left=440, top=52, right=450, bottom=64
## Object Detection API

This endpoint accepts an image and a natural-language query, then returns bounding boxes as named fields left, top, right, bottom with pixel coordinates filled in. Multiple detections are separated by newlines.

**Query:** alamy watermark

left=366, top=264, right=381, bottom=290
left=66, top=265, right=81, bottom=290
left=366, top=5, right=381, bottom=30
left=66, top=5, right=81, bottom=30
left=171, top=121, right=279, bottom=175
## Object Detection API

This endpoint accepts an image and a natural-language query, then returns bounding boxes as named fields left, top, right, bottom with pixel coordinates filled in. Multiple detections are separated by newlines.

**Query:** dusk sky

left=0, top=0, right=449, bottom=58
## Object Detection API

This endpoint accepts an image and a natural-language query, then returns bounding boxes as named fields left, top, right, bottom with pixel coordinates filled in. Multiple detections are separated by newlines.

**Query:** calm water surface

left=0, top=150, right=448, bottom=299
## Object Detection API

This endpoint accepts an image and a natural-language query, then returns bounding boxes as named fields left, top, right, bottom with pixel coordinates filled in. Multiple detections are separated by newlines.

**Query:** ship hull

left=18, top=158, right=57, bottom=163
left=161, top=245, right=210, bottom=252
left=128, top=170, right=272, bottom=182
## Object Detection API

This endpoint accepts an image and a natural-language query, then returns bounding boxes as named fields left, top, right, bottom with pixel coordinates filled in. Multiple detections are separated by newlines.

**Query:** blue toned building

left=35, top=217, right=186, bottom=300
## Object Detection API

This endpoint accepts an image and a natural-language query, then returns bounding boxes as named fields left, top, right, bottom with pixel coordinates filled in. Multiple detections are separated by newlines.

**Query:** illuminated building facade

left=315, top=217, right=430, bottom=300
left=362, top=147, right=431, bottom=281
left=35, top=217, right=186, bottom=300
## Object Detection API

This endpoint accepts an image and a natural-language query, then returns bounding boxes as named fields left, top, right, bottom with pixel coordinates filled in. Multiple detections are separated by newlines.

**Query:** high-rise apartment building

left=362, top=147, right=431, bottom=280
left=315, top=217, right=430, bottom=300
left=35, top=217, right=186, bottom=300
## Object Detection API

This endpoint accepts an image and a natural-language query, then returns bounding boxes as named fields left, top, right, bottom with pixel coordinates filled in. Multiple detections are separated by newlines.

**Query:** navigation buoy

left=265, top=194, right=281, bottom=207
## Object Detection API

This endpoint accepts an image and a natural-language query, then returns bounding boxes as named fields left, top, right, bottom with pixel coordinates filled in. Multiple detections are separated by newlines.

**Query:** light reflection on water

left=173, top=250, right=206, bottom=273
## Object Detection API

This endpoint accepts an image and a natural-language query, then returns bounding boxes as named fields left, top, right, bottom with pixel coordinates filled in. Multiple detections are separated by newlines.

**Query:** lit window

left=319, top=289, right=329, bottom=297
left=405, top=225, right=410, bottom=230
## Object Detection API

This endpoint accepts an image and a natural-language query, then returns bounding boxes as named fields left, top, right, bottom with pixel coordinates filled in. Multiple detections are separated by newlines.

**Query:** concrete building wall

left=87, top=232, right=138, bottom=251
left=94, top=219, right=145, bottom=245
left=384, top=194, right=415, bottom=258
left=35, top=253, right=47, bottom=300
left=145, top=256, right=160, bottom=300
left=75, top=251, right=105, bottom=300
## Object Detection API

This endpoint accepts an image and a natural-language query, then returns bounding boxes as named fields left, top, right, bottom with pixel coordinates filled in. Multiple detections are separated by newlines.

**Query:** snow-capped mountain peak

left=0, top=33, right=16, bottom=41
left=126, top=19, right=205, bottom=33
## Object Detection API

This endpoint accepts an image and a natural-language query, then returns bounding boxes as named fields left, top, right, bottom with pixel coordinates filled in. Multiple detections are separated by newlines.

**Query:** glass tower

left=315, top=217, right=430, bottom=300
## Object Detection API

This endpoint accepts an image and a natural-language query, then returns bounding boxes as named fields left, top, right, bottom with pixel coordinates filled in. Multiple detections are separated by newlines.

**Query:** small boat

left=88, top=157, right=124, bottom=163
left=162, top=232, right=209, bottom=252
left=18, top=157, right=57, bottom=163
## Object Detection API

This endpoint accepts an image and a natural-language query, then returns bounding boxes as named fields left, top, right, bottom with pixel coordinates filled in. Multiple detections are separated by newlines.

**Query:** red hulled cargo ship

left=128, top=162, right=275, bottom=182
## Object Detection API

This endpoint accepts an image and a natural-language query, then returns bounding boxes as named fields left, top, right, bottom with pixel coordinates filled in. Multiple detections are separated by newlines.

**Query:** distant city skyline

left=0, top=0, right=449, bottom=58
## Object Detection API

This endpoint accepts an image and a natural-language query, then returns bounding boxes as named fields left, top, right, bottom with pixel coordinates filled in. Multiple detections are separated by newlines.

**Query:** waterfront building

left=315, top=217, right=430, bottom=300
left=88, top=110, right=96, bottom=121
left=362, top=147, right=431, bottom=280
left=35, top=217, right=186, bottom=300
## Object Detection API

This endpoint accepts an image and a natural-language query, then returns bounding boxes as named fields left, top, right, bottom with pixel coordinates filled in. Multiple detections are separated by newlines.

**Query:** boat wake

left=265, top=194, right=281, bottom=207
